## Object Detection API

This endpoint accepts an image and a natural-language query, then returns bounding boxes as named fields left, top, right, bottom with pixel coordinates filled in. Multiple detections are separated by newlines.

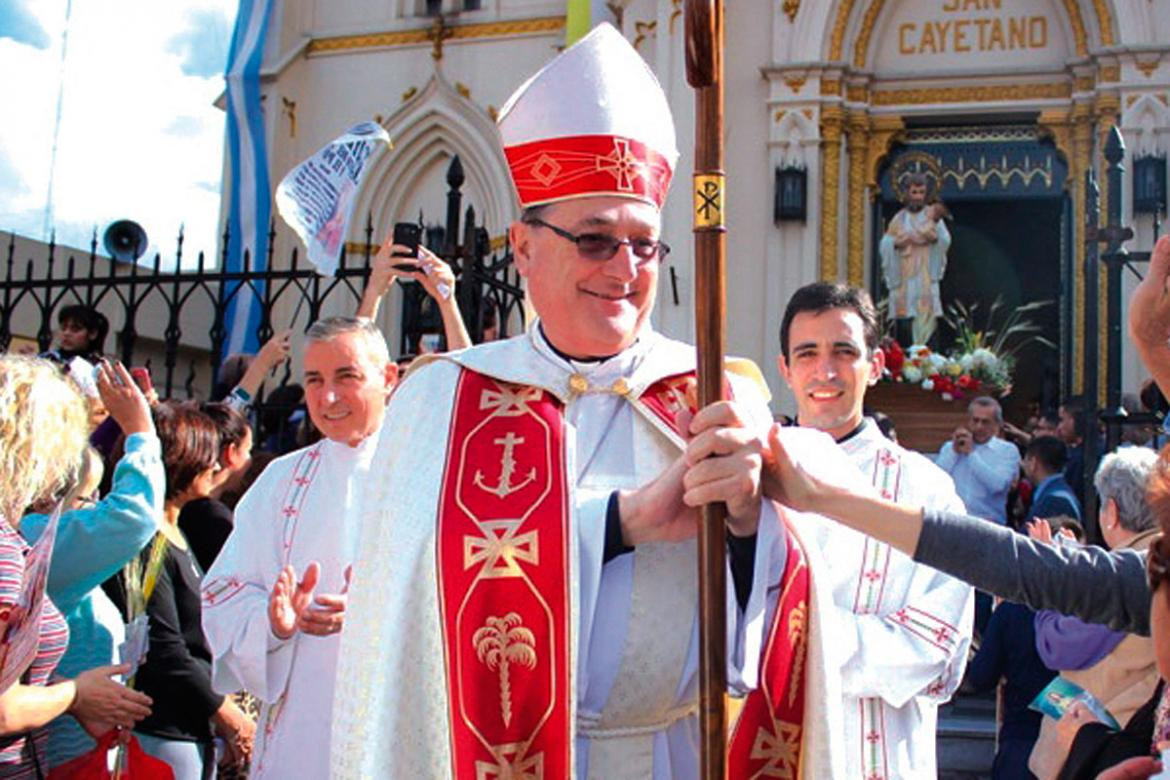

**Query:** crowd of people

left=0, top=21, right=1168, bottom=780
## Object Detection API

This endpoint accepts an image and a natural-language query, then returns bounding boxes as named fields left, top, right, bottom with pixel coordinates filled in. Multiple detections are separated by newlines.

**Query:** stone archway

left=352, top=72, right=515, bottom=245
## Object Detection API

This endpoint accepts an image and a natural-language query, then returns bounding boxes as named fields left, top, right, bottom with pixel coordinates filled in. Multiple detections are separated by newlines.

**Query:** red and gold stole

left=436, top=366, right=810, bottom=778
left=436, top=370, right=571, bottom=779
left=641, top=372, right=812, bottom=779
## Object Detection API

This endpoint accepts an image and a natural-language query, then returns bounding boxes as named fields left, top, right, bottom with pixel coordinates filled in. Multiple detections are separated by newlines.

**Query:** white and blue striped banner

left=222, top=0, right=274, bottom=357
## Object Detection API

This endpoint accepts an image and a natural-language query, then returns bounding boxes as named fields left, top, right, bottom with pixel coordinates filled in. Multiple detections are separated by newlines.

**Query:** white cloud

left=0, top=0, right=237, bottom=266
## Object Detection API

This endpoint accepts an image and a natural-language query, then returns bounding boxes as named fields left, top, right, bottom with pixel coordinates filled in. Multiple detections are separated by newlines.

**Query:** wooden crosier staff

left=685, top=2, right=727, bottom=778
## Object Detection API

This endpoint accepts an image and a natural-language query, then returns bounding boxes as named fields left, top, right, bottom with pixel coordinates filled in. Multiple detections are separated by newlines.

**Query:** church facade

left=231, top=0, right=1169, bottom=416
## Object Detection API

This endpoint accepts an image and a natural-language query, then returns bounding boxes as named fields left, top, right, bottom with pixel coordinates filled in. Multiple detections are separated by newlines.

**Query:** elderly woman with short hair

left=1030, top=447, right=1162, bottom=777
left=0, top=355, right=151, bottom=776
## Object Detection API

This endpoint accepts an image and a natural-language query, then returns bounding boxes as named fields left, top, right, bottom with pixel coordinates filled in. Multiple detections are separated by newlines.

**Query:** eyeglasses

left=524, top=218, right=670, bottom=262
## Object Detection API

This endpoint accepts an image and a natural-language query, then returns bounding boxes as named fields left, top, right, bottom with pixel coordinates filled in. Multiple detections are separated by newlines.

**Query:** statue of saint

left=879, top=173, right=950, bottom=345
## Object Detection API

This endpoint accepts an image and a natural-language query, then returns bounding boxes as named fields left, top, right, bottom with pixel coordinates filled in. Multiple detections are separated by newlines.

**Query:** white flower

left=902, top=364, right=923, bottom=383
left=941, top=392, right=954, bottom=401
left=971, top=348, right=997, bottom=370
left=921, top=378, right=934, bottom=391
left=959, top=354, right=975, bottom=371
left=928, top=353, right=948, bottom=372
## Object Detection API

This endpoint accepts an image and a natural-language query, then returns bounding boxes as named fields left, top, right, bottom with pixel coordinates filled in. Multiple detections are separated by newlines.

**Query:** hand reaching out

left=1025, top=518, right=1054, bottom=544
left=268, top=562, right=351, bottom=638
left=296, top=565, right=351, bottom=637
left=69, top=664, right=153, bottom=737
left=390, top=245, right=456, bottom=303
left=256, top=331, right=292, bottom=374
left=1129, top=234, right=1170, bottom=350
left=682, top=401, right=765, bottom=537
left=96, top=361, right=154, bottom=435
left=268, top=562, right=319, bottom=640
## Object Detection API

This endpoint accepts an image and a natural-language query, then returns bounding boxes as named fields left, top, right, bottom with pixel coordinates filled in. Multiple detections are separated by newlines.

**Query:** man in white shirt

left=201, top=317, right=398, bottom=779
left=776, top=281, right=974, bottom=779
left=936, top=396, right=1020, bottom=525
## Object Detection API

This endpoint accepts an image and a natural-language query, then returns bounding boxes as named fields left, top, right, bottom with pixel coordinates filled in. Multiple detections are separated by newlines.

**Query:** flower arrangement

left=879, top=298, right=1054, bottom=401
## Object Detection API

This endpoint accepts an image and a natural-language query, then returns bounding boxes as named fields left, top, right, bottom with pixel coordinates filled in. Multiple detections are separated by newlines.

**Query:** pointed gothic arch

left=351, top=73, right=515, bottom=243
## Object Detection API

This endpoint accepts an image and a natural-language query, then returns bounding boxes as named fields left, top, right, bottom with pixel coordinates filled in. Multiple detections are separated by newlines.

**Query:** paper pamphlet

left=275, top=121, right=392, bottom=276
left=1029, top=676, right=1121, bottom=731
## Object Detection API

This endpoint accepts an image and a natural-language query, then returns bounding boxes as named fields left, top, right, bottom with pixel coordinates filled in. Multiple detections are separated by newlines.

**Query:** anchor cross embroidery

left=474, top=432, right=537, bottom=498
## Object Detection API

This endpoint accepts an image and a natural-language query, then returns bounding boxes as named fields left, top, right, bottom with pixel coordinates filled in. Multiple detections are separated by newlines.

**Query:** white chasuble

left=792, top=419, right=974, bottom=780
left=201, top=435, right=377, bottom=779
left=330, top=327, right=843, bottom=779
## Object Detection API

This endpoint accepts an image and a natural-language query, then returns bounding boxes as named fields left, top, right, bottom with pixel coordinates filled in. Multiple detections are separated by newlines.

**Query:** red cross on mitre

left=934, top=626, right=951, bottom=643
left=864, top=569, right=882, bottom=582
left=878, top=450, right=898, bottom=467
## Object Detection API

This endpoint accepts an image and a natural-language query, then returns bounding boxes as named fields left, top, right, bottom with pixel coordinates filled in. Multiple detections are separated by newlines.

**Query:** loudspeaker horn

left=103, top=220, right=148, bottom=263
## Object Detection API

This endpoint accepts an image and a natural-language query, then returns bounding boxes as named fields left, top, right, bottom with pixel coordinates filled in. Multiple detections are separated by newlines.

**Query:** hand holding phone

left=391, top=223, right=422, bottom=270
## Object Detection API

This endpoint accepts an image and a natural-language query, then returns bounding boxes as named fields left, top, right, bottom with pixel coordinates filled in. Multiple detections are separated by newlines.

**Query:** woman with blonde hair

left=0, top=356, right=152, bottom=775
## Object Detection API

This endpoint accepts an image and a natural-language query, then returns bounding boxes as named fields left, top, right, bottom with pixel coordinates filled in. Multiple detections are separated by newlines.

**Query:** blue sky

left=0, top=0, right=236, bottom=264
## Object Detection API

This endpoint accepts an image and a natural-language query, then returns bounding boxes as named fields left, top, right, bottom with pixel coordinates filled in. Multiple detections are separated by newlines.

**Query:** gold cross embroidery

left=595, top=138, right=645, bottom=192
left=750, top=719, right=802, bottom=778
left=475, top=743, right=544, bottom=780
left=480, top=385, right=543, bottom=417
left=464, top=520, right=539, bottom=578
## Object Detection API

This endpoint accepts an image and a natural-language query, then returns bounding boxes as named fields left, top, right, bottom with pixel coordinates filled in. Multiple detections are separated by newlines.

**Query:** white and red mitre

left=497, top=23, right=678, bottom=210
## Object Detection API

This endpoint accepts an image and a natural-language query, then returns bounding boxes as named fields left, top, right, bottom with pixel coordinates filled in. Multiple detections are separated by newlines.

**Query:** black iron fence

left=1, top=156, right=524, bottom=433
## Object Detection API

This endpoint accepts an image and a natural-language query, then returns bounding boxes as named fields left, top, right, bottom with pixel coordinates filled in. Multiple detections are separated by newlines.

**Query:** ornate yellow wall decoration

left=871, top=82, right=1072, bottom=106
left=308, top=16, right=565, bottom=55
left=820, top=106, right=845, bottom=281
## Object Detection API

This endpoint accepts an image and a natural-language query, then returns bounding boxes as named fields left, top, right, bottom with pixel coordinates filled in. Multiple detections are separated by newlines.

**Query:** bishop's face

left=778, top=307, right=883, bottom=441
left=510, top=196, right=662, bottom=359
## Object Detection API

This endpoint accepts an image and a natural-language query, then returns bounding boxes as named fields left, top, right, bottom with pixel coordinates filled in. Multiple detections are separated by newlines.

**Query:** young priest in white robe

left=201, top=317, right=397, bottom=779
left=776, top=282, right=974, bottom=780
left=331, top=24, right=846, bottom=780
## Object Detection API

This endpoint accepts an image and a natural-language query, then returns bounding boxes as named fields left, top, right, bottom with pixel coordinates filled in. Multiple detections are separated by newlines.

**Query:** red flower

left=880, top=338, right=905, bottom=375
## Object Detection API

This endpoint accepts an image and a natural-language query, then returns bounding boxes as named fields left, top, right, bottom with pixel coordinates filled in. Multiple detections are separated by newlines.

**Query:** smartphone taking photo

left=391, top=223, right=422, bottom=270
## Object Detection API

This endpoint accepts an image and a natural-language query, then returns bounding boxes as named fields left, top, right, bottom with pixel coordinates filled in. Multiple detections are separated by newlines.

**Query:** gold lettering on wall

left=897, top=1, right=1049, bottom=57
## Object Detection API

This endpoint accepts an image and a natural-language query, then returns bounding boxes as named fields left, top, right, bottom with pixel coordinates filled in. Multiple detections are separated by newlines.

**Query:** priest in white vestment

left=776, top=282, right=974, bottom=780
left=201, top=318, right=398, bottom=779
left=331, top=24, right=845, bottom=780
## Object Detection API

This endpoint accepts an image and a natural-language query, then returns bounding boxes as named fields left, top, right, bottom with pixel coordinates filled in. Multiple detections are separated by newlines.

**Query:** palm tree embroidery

left=472, top=612, right=538, bottom=726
